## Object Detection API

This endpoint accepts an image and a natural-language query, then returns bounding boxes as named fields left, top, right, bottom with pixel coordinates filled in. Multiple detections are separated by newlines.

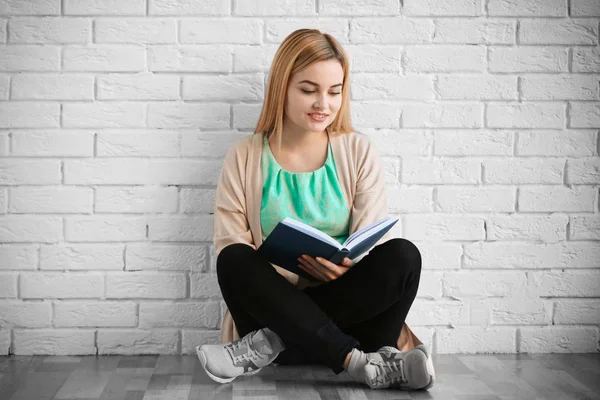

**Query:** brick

left=0, top=132, right=7, bottom=155
left=180, top=132, right=246, bottom=158
left=0, top=18, right=5, bottom=43
left=54, top=301, right=137, bottom=327
left=0, top=245, right=38, bottom=270
left=345, top=45, right=400, bottom=72
left=402, top=103, right=482, bottom=128
left=405, top=45, right=485, bottom=72
left=487, top=214, right=568, bottom=242
left=97, top=130, right=179, bottom=156
left=570, top=216, right=600, bottom=240
left=12, top=73, right=93, bottom=100
left=433, top=19, right=514, bottom=44
left=471, top=296, right=551, bottom=325
left=350, top=17, right=433, bottom=44
left=519, top=186, right=596, bottom=212
left=567, top=158, right=600, bottom=185
left=97, top=73, right=178, bottom=100
left=0, top=330, right=9, bottom=354
left=107, top=272, right=186, bottom=299
left=10, top=186, right=93, bottom=213
left=0, top=103, right=60, bottom=127
left=437, top=75, right=517, bottom=100
left=404, top=0, right=482, bottom=16
left=148, top=45, right=231, bottom=72
left=555, top=299, right=600, bottom=324
left=487, top=0, right=566, bottom=16
left=0, top=0, right=60, bottom=15
left=62, top=103, right=145, bottom=127
left=63, top=46, right=145, bottom=71
left=571, top=0, right=600, bottom=16
left=21, top=272, right=104, bottom=298
left=418, top=271, right=443, bottom=299
left=489, top=47, right=568, bottom=73
left=318, top=0, right=399, bottom=16
left=519, top=19, right=598, bottom=45
left=95, top=19, right=177, bottom=44
left=464, top=242, right=600, bottom=269
left=0, top=159, right=61, bottom=184
left=435, top=187, right=515, bottom=212
left=190, top=273, right=221, bottom=299
left=484, top=158, right=564, bottom=184
left=232, top=103, right=262, bottom=129
left=405, top=299, right=469, bottom=326
left=12, top=329, right=95, bottom=355
left=265, top=19, right=348, bottom=44
left=126, top=244, right=208, bottom=272
left=403, top=158, right=480, bottom=184
left=572, top=47, right=600, bottom=72
left=0, top=300, right=51, bottom=327
left=179, top=188, right=216, bottom=213
left=233, top=44, right=274, bottom=72
left=436, top=327, right=516, bottom=354
left=0, top=272, right=17, bottom=297
left=386, top=186, right=432, bottom=213
left=98, top=329, right=178, bottom=354
left=520, top=327, right=598, bottom=352
left=434, top=129, right=512, bottom=156
left=0, top=188, right=5, bottom=213
left=0, top=216, right=62, bottom=243
left=352, top=73, right=433, bottom=100
left=64, top=159, right=149, bottom=184
left=148, top=0, right=229, bottom=15
left=9, top=17, right=90, bottom=43
left=182, top=330, right=220, bottom=353
left=11, top=131, right=94, bottom=156
left=361, top=129, right=430, bottom=157
left=236, top=0, right=316, bottom=16
left=0, top=45, right=60, bottom=71
left=487, top=103, right=564, bottom=128
left=180, top=19, right=261, bottom=44
left=182, top=74, right=263, bottom=101
left=516, top=130, right=597, bottom=156
left=570, top=102, right=600, bottom=128
left=40, top=244, right=124, bottom=270
left=65, top=216, right=147, bottom=242
left=147, top=103, right=230, bottom=129
left=95, top=186, right=178, bottom=213
left=147, top=215, right=213, bottom=241
left=444, top=271, right=526, bottom=298
left=64, top=0, right=145, bottom=15
left=522, top=75, right=599, bottom=100
left=404, top=215, right=485, bottom=240
left=139, top=302, right=220, bottom=328
left=0, top=74, right=7, bottom=99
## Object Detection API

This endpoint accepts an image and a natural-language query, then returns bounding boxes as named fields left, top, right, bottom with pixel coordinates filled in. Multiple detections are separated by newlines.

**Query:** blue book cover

left=257, top=216, right=399, bottom=282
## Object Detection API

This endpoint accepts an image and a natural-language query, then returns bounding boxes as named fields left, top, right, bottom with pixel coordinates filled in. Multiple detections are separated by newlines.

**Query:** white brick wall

left=0, top=0, right=598, bottom=357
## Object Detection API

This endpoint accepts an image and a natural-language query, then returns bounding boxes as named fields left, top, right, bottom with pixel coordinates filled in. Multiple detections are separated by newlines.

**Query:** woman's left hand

left=297, top=255, right=354, bottom=282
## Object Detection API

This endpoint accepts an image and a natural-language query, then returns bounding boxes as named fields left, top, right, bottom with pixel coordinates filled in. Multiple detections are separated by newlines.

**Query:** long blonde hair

left=254, top=29, right=354, bottom=152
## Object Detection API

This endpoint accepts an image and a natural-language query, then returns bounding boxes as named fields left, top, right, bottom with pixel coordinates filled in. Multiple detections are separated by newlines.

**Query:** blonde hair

left=254, top=29, right=354, bottom=150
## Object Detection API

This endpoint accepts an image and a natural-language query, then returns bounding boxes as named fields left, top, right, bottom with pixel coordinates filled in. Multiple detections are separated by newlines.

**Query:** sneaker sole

left=195, top=345, right=262, bottom=384
left=421, top=350, right=436, bottom=390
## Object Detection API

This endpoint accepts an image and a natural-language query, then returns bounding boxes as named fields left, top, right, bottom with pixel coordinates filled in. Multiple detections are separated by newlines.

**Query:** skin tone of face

left=279, top=59, right=344, bottom=150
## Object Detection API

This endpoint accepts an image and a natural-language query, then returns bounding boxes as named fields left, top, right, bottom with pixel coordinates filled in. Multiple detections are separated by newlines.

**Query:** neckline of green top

left=263, top=132, right=331, bottom=175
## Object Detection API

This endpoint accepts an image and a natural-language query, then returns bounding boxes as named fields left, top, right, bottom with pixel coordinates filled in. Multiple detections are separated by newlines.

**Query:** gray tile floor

left=0, top=353, right=599, bottom=400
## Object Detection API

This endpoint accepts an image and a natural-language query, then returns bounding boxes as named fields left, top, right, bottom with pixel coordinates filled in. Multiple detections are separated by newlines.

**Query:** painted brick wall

left=0, top=0, right=599, bottom=356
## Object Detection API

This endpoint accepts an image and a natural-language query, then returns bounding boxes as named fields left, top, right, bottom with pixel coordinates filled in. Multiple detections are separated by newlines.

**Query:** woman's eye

left=301, top=89, right=341, bottom=96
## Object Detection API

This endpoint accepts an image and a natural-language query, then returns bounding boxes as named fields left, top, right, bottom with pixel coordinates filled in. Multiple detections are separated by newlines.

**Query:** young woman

left=196, top=29, right=435, bottom=390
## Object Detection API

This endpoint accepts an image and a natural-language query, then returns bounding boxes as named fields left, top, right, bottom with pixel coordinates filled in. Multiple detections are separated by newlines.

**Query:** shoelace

left=366, top=358, right=408, bottom=387
left=224, top=334, right=261, bottom=364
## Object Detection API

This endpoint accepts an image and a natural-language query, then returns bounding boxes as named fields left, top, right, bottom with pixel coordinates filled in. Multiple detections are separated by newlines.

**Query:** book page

left=344, top=217, right=396, bottom=250
left=282, top=218, right=342, bottom=249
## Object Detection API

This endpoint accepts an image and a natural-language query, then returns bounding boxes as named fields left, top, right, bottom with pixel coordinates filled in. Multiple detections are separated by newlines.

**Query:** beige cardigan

left=213, top=129, right=422, bottom=352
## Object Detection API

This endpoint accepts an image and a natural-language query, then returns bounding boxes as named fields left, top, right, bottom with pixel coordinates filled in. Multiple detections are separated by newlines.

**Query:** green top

left=260, top=133, right=350, bottom=245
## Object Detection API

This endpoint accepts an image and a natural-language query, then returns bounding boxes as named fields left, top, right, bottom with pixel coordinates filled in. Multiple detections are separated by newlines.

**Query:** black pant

left=216, top=238, right=422, bottom=374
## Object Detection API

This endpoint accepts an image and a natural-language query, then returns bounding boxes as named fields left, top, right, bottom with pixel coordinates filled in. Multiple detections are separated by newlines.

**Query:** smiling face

left=282, top=59, right=345, bottom=135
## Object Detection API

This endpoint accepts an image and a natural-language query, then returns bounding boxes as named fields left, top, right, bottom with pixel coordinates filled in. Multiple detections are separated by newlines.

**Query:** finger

left=302, top=256, right=336, bottom=281
left=298, top=257, right=328, bottom=281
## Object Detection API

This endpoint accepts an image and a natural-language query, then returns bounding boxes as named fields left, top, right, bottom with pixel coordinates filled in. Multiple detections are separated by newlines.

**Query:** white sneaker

left=347, top=344, right=435, bottom=390
left=196, top=327, right=285, bottom=384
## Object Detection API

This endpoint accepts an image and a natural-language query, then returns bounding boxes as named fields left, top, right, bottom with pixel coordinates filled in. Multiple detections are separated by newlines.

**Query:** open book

left=257, top=216, right=399, bottom=282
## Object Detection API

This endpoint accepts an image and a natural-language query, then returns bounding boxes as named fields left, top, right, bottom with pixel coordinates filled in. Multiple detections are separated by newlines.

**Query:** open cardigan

left=213, top=129, right=422, bottom=352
